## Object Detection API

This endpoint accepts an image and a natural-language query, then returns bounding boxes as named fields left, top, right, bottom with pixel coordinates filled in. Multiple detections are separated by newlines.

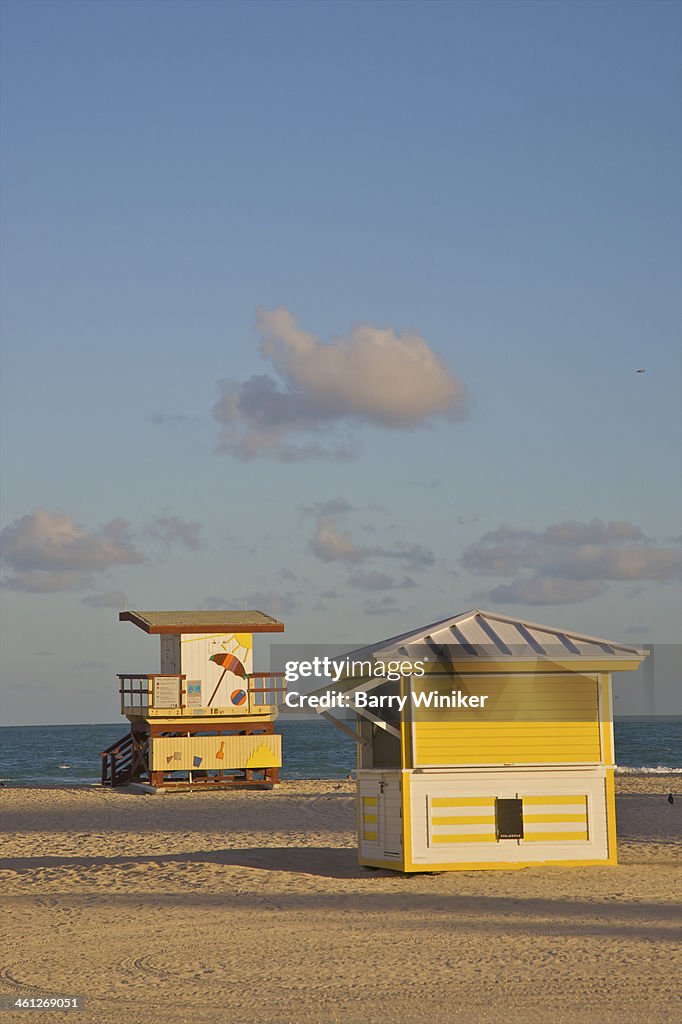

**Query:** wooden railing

left=117, top=672, right=286, bottom=715
left=246, top=672, right=287, bottom=707
left=100, top=733, right=134, bottom=786
left=118, top=674, right=186, bottom=714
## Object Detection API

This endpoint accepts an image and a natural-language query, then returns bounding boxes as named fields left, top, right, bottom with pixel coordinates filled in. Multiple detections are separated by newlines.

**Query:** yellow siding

left=599, top=674, right=615, bottom=764
left=413, top=673, right=601, bottom=766
left=524, top=831, right=588, bottom=842
left=398, top=857, right=612, bottom=871
left=432, top=834, right=497, bottom=843
left=150, top=733, right=281, bottom=771
left=523, top=794, right=588, bottom=805
left=432, top=796, right=496, bottom=807
left=521, top=794, right=588, bottom=842
left=427, top=794, right=497, bottom=845
left=523, top=813, right=587, bottom=823
left=361, top=796, right=380, bottom=845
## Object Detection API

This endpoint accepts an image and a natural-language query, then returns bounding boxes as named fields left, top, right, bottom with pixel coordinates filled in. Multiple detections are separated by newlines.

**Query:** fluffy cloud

left=544, top=520, right=644, bottom=545
left=1, top=507, right=203, bottom=594
left=0, top=509, right=142, bottom=593
left=461, top=518, right=681, bottom=605
left=213, top=307, right=467, bottom=459
left=310, top=513, right=434, bottom=570
left=146, top=515, right=202, bottom=551
left=544, top=546, right=680, bottom=582
left=488, top=578, right=607, bottom=606
left=311, top=516, right=368, bottom=564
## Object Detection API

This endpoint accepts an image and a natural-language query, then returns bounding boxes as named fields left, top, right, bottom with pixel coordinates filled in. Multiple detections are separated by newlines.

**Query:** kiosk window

left=496, top=798, right=524, bottom=839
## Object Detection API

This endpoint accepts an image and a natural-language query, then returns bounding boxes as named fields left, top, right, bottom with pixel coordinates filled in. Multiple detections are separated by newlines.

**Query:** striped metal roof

left=374, top=609, right=646, bottom=662
left=307, top=609, right=646, bottom=711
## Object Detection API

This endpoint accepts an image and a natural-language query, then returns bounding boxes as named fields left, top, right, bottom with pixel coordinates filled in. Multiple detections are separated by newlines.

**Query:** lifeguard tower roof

left=119, top=610, right=284, bottom=634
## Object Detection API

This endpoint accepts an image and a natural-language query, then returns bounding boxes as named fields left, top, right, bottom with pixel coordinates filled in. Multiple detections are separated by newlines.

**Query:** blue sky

left=1, top=0, right=680, bottom=725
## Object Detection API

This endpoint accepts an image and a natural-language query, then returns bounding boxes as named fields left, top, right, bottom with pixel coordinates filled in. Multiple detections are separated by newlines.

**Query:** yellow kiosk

left=319, top=609, right=645, bottom=871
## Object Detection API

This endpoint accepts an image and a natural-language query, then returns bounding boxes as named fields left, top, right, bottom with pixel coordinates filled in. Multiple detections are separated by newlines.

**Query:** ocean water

left=0, top=718, right=680, bottom=788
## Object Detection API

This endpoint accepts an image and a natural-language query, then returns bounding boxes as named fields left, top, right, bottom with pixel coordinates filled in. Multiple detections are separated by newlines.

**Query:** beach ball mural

left=230, top=688, right=248, bottom=706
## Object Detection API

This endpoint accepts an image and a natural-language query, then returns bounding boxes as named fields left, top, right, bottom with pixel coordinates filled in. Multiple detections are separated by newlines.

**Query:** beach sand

left=0, top=775, right=680, bottom=1024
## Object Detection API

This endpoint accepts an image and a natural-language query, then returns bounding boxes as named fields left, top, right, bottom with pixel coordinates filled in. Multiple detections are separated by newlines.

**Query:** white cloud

left=461, top=518, right=681, bottom=606
left=146, top=515, right=202, bottom=551
left=489, top=578, right=607, bottom=606
left=0, top=509, right=142, bottom=593
left=310, top=513, right=434, bottom=569
left=213, top=307, right=467, bottom=459
left=544, top=545, right=681, bottom=582
left=311, top=516, right=369, bottom=564
left=544, top=520, right=644, bottom=545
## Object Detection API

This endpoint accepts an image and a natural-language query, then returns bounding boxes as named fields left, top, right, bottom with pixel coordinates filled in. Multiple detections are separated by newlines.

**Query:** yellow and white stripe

left=522, top=794, right=589, bottom=842
left=361, top=795, right=379, bottom=843
left=427, top=796, right=497, bottom=845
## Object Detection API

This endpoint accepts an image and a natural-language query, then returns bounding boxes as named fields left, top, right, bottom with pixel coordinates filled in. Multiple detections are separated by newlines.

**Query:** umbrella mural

left=208, top=652, right=246, bottom=706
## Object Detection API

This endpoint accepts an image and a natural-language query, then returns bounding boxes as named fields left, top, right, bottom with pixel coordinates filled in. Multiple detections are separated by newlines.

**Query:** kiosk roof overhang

left=311, top=609, right=646, bottom=705
left=372, top=608, right=646, bottom=664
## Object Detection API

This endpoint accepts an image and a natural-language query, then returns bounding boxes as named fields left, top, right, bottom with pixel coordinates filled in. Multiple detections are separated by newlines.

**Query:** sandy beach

left=0, top=774, right=680, bottom=1024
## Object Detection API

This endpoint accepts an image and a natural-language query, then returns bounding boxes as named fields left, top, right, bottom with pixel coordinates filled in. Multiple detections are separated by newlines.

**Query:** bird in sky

left=635, top=368, right=646, bottom=373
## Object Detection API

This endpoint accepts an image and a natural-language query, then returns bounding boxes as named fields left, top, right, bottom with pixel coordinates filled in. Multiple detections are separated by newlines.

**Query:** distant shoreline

left=1, top=771, right=680, bottom=795
left=1, top=714, right=681, bottom=728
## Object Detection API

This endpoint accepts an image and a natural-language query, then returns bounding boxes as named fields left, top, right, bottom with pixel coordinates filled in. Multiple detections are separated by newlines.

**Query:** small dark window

left=496, top=798, right=524, bottom=840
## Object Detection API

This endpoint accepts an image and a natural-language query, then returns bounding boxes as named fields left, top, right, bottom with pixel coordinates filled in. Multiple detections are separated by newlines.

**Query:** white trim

left=412, top=761, right=608, bottom=770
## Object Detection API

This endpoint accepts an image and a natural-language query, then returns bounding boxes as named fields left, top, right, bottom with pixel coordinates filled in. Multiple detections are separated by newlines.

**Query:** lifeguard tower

left=101, top=610, right=285, bottom=790
left=318, top=610, right=646, bottom=872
